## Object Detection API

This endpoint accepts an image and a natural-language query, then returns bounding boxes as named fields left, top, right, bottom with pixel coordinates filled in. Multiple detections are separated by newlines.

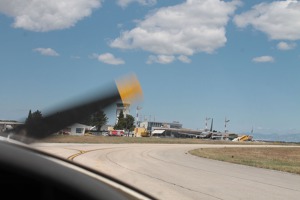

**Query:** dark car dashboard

left=0, top=140, right=154, bottom=200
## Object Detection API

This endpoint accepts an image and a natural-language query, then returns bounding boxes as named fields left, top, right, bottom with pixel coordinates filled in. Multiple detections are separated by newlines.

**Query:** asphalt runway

left=33, top=143, right=300, bottom=200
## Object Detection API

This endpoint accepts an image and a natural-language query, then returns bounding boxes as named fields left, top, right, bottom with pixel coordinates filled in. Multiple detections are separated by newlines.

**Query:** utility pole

left=224, top=117, right=230, bottom=133
left=136, top=106, right=142, bottom=127
left=210, top=118, right=213, bottom=132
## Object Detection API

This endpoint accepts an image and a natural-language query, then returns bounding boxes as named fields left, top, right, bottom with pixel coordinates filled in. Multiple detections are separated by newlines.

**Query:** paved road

left=33, top=143, right=300, bottom=200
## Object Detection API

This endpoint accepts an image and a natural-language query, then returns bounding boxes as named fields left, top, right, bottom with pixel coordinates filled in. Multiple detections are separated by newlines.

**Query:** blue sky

left=1, top=0, right=300, bottom=135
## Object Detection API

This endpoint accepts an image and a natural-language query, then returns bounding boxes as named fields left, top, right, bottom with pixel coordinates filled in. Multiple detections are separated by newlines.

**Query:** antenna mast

left=224, top=117, right=230, bottom=133
left=136, top=106, right=142, bottom=127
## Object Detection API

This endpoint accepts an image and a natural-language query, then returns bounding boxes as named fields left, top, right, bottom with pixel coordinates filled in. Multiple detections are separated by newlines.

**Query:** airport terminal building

left=139, top=121, right=182, bottom=132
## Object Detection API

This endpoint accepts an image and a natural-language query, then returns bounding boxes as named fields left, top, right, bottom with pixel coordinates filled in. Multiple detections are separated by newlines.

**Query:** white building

left=0, top=120, right=23, bottom=132
left=60, top=123, right=93, bottom=135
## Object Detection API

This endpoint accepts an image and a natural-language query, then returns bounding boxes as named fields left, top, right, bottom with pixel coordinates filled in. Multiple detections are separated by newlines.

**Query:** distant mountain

left=251, top=133, right=300, bottom=143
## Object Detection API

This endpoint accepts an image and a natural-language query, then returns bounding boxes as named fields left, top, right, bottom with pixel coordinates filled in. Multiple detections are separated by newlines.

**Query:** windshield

left=1, top=0, right=300, bottom=200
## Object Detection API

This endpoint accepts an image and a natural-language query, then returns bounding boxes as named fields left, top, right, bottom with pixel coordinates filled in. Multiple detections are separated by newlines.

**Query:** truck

left=134, top=127, right=149, bottom=137
left=109, top=130, right=124, bottom=136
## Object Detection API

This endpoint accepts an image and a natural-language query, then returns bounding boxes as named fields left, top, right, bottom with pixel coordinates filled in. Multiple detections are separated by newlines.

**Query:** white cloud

left=147, top=55, right=175, bottom=64
left=177, top=55, right=191, bottom=63
left=234, top=0, right=300, bottom=40
left=94, top=53, right=125, bottom=65
left=277, top=41, right=297, bottom=50
left=0, top=0, right=101, bottom=32
left=111, top=0, right=240, bottom=63
left=117, top=0, right=156, bottom=8
left=33, top=48, right=59, bottom=56
left=252, top=56, right=274, bottom=63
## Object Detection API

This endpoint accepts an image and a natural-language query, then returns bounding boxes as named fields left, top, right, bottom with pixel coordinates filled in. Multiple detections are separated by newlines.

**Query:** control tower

left=115, top=102, right=130, bottom=124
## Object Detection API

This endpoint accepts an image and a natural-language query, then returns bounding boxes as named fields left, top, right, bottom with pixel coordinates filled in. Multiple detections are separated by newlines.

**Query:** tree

left=80, top=110, right=108, bottom=131
left=25, top=110, right=43, bottom=125
left=25, top=110, right=32, bottom=124
left=125, top=115, right=135, bottom=132
left=114, top=110, right=126, bottom=130
left=114, top=111, right=135, bottom=134
left=25, top=110, right=43, bottom=137
left=31, top=110, right=42, bottom=120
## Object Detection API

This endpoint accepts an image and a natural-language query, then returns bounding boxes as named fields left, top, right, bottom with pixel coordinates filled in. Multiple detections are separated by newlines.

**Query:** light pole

left=136, top=106, right=142, bottom=127
left=224, top=117, right=230, bottom=133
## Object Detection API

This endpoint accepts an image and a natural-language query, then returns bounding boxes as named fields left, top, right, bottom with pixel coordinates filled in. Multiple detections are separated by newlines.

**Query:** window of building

left=76, top=128, right=84, bottom=133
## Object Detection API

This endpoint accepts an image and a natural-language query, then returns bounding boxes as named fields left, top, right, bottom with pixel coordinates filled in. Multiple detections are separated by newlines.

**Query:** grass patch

left=189, top=147, right=300, bottom=174
left=39, top=135, right=300, bottom=145
left=38, top=135, right=288, bottom=145
left=40, top=135, right=237, bottom=144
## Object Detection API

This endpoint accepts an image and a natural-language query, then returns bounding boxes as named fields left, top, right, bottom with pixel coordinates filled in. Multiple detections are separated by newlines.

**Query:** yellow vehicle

left=233, top=135, right=253, bottom=142
left=134, top=127, right=149, bottom=137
